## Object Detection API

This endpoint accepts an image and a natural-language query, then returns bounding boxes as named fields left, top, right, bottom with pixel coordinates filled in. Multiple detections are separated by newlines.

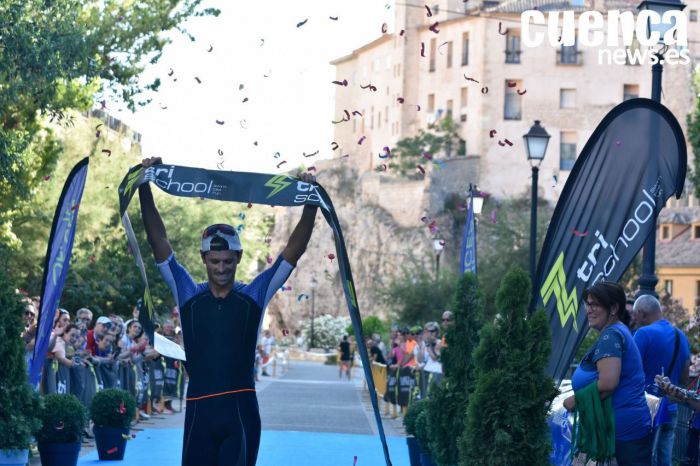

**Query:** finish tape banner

left=532, top=98, right=687, bottom=384
left=118, top=164, right=393, bottom=465
left=30, top=157, right=90, bottom=388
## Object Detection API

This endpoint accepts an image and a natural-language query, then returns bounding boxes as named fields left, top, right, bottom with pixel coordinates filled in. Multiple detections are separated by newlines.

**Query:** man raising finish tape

left=138, top=157, right=318, bottom=465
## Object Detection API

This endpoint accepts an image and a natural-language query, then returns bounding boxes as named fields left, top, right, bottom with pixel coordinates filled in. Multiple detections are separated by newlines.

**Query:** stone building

left=265, top=0, right=700, bottom=332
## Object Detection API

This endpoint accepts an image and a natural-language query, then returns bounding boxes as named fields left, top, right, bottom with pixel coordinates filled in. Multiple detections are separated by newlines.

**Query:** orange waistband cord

left=186, top=388, right=256, bottom=401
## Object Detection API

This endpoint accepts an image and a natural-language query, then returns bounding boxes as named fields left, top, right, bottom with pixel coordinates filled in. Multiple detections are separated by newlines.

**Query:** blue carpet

left=78, top=429, right=410, bottom=465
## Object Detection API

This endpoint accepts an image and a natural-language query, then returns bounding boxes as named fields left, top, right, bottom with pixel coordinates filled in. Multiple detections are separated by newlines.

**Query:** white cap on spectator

left=96, top=316, right=111, bottom=325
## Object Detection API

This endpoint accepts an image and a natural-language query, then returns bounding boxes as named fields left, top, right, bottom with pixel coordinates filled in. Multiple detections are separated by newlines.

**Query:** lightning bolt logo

left=120, top=167, right=144, bottom=198
left=541, top=252, right=579, bottom=332
left=264, top=175, right=292, bottom=199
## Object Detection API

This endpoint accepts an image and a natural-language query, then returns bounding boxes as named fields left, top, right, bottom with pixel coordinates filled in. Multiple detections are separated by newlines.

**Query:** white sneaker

left=139, top=412, right=150, bottom=420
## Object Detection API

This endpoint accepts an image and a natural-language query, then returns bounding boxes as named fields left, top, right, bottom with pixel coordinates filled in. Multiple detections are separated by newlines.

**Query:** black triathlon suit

left=158, top=253, right=293, bottom=466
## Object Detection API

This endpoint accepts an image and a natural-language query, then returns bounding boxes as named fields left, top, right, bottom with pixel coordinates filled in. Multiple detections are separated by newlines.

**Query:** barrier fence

left=40, top=356, right=186, bottom=413
left=368, top=362, right=443, bottom=417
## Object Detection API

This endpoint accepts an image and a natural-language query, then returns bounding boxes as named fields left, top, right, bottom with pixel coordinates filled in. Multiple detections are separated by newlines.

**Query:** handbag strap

left=667, top=328, right=681, bottom=379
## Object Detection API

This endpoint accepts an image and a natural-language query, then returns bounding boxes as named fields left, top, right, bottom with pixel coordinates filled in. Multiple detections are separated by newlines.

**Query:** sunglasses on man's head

left=203, top=224, right=237, bottom=238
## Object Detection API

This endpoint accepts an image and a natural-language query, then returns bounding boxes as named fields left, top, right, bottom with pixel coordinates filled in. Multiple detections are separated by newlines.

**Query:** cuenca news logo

left=521, top=10, right=690, bottom=66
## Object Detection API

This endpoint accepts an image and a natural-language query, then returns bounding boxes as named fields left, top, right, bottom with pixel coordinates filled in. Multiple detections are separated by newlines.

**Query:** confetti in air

left=296, top=18, right=308, bottom=28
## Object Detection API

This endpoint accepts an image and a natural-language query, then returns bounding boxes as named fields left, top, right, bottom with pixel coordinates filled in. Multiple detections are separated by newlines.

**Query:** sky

left=113, top=0, right=394, bottom=174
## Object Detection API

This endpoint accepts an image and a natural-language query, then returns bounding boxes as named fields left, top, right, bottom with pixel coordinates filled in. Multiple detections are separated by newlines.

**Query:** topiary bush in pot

left=90, top=388, right=136, bottom=460
left=37, top=393, right=87, bottom=466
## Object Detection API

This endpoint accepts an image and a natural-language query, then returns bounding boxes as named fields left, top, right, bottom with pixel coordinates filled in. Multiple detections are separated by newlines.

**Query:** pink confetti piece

left=415, top=104, right=421, bottom=111
left=420, top=42, right=426, bottom=57
left=296, top=19, right=308, bottom=28
left=207, top=45, right=213, bottom=52
left=194, top=77, right=202, bottom=84
left=131, top=434, right=136, bottom=438
left=276, top=161, right=287, bottom=168
left=331, top=142, right=339, bottom=150
left=481, top=87, right=489, bottom=94
left=615, top=140, right=622, bottom=147
left=429, top=22, right=440, bottom=34
left=89, top=254, right=96, bottom=264
left=274, top=152, right=281, bottom=159
left=422, top=152, right=433, bottom=160
left=358, top=136, right=366, bottom=145
left=489, top=129, right=497, bottom=138
left=218, top=149, right=224, bottom=156
left=266, top=255, right=273, bottom=264
left=43, top=175, right=51, bottom=181
left=282, top=329, right=290, bottom=336
left=167, top=69, right=174, bottom=77
left=328, top=253, right=336, bottom=262
left=507, top=81, right=517, bottom=88
left=55, top=421, right=65, bottom=431
left=307, top=166, right=316, bottom=172
left=242, top=97, right=249, bottom=103
left=381, top=23, right=388, bottom=33
left=159, top=104, right=168, bottom=110
left=425, top=5, right=432, bottom=16
left=352, top=110, right=363, bottom=117
left=498, top=140, right=506, bottom=147
left=102, top=149, right=111, bottom=157
left=379, top=147, right=391, bottom=158
left=439, top=239, right=446, bottom=246
left=118, top=401, right=126, bottom=414
left=504, top=139, right=513, bottom=146
left=329, top=16, right=339, bottom=20
left=333, top=79, right=348, bottom=86
left=397, top=97, right=405, bottom=104
left=216, top=120, right=225, bottom=125
left=360, top=83, right=377, bottom=92
left=260, top=38, right=265, bottom=46
left=107, top=448, right=118, bottom=455
left=399, top=29, right=405, bottom=36
left=416, top=164, right=426, bottom=175
left=464, top=75, right=479, bottom=83
left=517, top=89, right=527, bottom=95
left=498, top=22, right=508, bottom=35
left=303, top=150, right=319, bottom=158
left=571, top=228, right=589, bottom=237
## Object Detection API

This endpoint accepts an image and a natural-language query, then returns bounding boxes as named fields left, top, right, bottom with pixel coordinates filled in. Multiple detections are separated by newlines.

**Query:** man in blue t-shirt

left=138, top=157, right=318, bottom=466
left=633, top=294, right=690, bottom=466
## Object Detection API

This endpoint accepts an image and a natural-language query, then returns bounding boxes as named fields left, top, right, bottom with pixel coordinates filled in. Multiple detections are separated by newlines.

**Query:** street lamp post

left=310, top=276, right=318, bottom=349
left=636, top=0, right=685, bottom=298
left=523, top=120, right=551, bottom=284
left=468, top=184, right=485, bottom=271
left=432, top=237, right=444, bottom=278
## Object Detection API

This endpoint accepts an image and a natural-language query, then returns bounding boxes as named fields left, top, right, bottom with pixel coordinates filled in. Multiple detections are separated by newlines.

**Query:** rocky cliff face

left=266, top=156, right=477, bottom=332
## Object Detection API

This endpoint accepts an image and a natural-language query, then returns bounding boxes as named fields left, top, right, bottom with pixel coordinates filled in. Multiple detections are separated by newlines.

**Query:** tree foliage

left=0, top=248, right=41, bottom=449
left=378, top=266, right=458, bottom=326
left=426, top=272, right=484, bottom=466
left=459, top=267, right=557, bottom=466
left=388, top=115, right=462, bottom=177
left=687, top=65, right=700, bottom=198
left=0, top=0, right=219, bottom=247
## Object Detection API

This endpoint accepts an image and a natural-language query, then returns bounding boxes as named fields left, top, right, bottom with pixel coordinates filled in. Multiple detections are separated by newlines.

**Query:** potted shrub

left=0, top=264, right=41, bottom=466
left=36, top=394, right=87, bottom=466
left=403, top=399, right=428, bottom=466
left=90, top=388, right=136, bottom=460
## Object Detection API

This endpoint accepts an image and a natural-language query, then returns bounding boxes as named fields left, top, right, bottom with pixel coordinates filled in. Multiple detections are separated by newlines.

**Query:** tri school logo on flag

left=532, top=99, right=687, bottom=383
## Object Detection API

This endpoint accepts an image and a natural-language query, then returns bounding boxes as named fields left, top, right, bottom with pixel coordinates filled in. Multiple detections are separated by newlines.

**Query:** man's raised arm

left=139, top=157, right=173, bottom=263
left=281, top=173, right=318, bottom=266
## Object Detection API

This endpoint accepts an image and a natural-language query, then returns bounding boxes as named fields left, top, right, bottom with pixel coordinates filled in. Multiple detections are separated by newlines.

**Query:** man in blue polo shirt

left=634, top=294, right=690, bottom=466
left=138, top=156, right=318, bottom=466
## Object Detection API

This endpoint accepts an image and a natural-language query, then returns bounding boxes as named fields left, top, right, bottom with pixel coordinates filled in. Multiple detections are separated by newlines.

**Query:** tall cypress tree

left=459, top=267, right=557, bottom=466
left=426, top=272, right=484, bottom=465
left=0, top=249, right=41, bottom=450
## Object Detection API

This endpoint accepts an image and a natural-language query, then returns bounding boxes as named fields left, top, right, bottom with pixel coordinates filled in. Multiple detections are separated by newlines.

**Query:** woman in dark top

left=338, top=335, right=352, bottom=380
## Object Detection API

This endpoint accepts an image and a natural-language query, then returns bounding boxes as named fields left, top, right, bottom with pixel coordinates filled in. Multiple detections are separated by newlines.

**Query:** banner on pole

left=30, top=157, right=89, bottom=388
left=460, top=190, right=477, bottom=274
left=532, top=98, right=687, bottom=384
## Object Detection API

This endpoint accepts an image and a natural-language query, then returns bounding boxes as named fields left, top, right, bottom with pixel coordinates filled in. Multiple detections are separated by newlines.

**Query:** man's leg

left=182, top=401, right=219, bottom=466
left=238, top=393, right=261, bottom=466
left=654, top=411, right=678, bottom=466
left=681, top=427, right=700, bottom=466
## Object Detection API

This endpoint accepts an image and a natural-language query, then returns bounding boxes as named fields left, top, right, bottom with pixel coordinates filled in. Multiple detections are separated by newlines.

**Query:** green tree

left=425, top=272, right=484, bottom=466
left=0, top=247, right=41, bottom=450
left=459, top=267, right=557, bottom=466
left=0, top=0, right=219, bottom=247
left=379, top=266, right=458, bottom=326
left=463, top=193, right=553, bottom=320
left=687, top=65, right=700, bottom=198
left=388, top=115, right=462, bottom=177
left=346, top=315, right=386, bottom=339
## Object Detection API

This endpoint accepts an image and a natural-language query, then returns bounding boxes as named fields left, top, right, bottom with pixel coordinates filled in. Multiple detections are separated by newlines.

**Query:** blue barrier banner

left=29, top=157, right=89, bottom=387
